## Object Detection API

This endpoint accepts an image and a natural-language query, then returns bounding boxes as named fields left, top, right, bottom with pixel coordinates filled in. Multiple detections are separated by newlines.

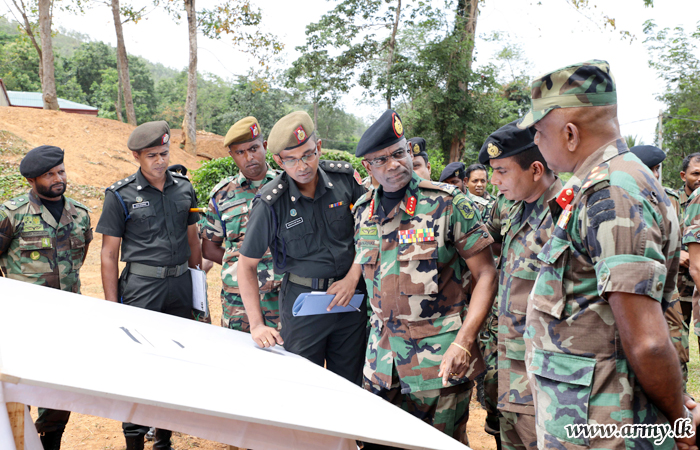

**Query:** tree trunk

left=183, top=0, right=198, bottom=155
left=116, top=74, right=123, bottom=122
left=448, top=0, right=479, bottom=162
left=385, top=0, right=401, bottom=110
left=313, top=101, right=318, bottom=131
left=38, top=0, right=59, bottom=110
left=11, top=0, right=43, bottom=84
left=111, top=0, right=137, bottom=125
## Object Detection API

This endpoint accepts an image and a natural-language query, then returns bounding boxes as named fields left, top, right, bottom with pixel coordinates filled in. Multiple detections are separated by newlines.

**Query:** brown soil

left=2, top=107, right=496, bottom=450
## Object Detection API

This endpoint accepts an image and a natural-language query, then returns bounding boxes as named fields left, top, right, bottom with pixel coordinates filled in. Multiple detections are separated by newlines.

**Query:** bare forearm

left=457, top=264, right=497, bottom=346
left=100, top=251, right=119, bottom=302
left=187, top=225, right=202, bottom=268
left=202, top=238, right=224, bottom=265
left=238, top=256, right=265, bottom=328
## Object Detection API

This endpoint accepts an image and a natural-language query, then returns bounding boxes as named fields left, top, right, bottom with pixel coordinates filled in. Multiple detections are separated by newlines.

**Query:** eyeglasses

left=365, top=149, right=409, bottom=167
left=279, top=150, right=318, bottom=168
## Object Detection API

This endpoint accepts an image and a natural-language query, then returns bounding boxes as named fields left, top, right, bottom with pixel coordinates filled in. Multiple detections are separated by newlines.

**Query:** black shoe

left=145, top=427, right=155, bottom=441
left=39, top=431, right=63, bottom=450
left=153, top=428, right=174, bottom=450
left=125, top=436, right=145, bottom=450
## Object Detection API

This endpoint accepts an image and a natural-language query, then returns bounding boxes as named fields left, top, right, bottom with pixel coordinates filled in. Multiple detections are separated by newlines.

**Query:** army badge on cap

left=487, top=143, right=501, bottom=158
left=479, top=120, right=538, bottom=165
left=393, top=113, right=403, bottom=137
left=128, top=121, right=171, bottom=152
left=267, top=111, right=315, bottom=155
left=225, top=116, right=263, bottom=147
left=356, top=109, right=406, bottom=158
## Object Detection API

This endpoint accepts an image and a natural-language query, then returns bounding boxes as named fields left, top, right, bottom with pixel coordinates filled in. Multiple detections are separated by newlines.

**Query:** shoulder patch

left=319, top=160, right=354, bottom=174
left=67, top=197, right=90, bottom=212
left=665, top=186, right=680, bottom=200
left=259, top=173, right=288, bottom=205
left=107, top=175, right=137, bottom=191
left=586, top=188, right=616, bottom=228
left=420, top=179, right=457, bottom=195
left=2, top=195, right=30, bottom=211
left=210, top=176, right=235, bottom=197
left=453, top=193, right=476, bottom=220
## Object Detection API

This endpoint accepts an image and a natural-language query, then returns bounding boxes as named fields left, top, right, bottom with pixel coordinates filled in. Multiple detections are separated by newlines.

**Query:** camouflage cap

left=127, top=120, right=170, bottom=151
left=518, top=59, right=617, bottom=129
left=224, top=116, right=262, bottom=147
left=267, top=111, right=315, bottom=155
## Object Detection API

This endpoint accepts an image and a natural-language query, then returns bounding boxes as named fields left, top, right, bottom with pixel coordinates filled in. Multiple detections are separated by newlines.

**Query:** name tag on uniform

left=286, top=217, right=303, bottom=229
left=132, top=201, right=150, bottom=209
left=229, top=198, right=247, bottom=207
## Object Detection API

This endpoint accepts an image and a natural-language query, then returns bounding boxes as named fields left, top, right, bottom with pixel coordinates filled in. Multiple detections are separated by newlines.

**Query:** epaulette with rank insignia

left=107, top=175, right=136, bottom=192
left=468, top=192, right=490, bottom=207
left=419, top=179, right=457, bottom=195
left=580, top=164, right=610, bottom=192
left=319, top=160, right=355, bottom=174
left=210, top=176, right=234, bottom=198
left=352, top=191, right=373, bottom=213
left=258, top=173, right=288, bottom=205
left=2, top=195, right=30, bottom=211
left=67, top=197, right=90, bottom=212
left=665, top=186, right=680, bottom=200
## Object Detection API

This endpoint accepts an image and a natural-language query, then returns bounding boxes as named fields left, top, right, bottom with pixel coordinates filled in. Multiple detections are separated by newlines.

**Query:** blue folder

left=292, top=292, right=364, bottom=316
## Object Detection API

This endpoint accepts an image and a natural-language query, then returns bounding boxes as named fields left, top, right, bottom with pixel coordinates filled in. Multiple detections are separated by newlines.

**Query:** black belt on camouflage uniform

left=128, top=261, right=189, bottom=278
left=287, top=273, right=337, bottom=290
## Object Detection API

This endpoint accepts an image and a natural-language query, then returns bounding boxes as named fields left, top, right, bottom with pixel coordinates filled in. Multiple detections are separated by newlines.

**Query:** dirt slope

left=0, top=107, right=496, bottom=450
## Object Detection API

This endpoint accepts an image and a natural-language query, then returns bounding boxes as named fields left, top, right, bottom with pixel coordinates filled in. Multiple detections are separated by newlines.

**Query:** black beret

left=20, top=145, right=64, bottom=178
left=439, top=162, right=465, bottom=182
left=408, top=137, right=429, bottom=161
left=168, top=164, right=188, bottom=176
left=630, top=145, right=666, bottom=168
left=479, top=120, right=537, bottom=165
left=127, top=121, right=170, bottom=151
left=356, top=109, right=405, bottom=158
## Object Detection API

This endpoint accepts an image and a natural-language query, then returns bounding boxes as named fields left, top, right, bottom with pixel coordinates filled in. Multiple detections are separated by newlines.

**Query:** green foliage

left=0, top=130, right=30, bottom=156
left=0, top=35, right=41, bottom=92
left=644, top=20, right=700, bottom=189
left=0, top=163, right=29, bottom=200
left=624, top=135, right=643, bottom=148
left=320, top=149, right=367, bottom=178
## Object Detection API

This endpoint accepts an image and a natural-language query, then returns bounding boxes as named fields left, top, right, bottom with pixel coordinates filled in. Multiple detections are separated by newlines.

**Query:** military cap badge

left=487, top=142, right=501, bottom=158
left=294, top=126, right=307, bottom=144
left=413, top=143, right=420, bottom=154
left=162, top=133, right=170, bottom=145
left=392, top=113, right=404, bottom=138
left=251, top=123, right=259, bottom=138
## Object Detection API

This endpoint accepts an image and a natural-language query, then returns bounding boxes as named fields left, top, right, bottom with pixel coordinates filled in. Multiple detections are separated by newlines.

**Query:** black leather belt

left=288, top=273, right=337, bottom=290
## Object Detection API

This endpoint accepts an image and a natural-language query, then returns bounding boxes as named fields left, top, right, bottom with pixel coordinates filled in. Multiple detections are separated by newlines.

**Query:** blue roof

left=7, top=91, right=98, bottom=111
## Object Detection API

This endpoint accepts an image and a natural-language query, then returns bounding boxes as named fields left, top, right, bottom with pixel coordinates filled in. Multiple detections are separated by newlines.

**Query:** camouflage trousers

left=221, top=289, right=280, bottom=332
left=499, top=411, right=536, bottom=450
left=478, top=309, right=500, bottom=436
left=366, top=375, right=473, bottom=445
left=665, top=299, right=690, bottom=387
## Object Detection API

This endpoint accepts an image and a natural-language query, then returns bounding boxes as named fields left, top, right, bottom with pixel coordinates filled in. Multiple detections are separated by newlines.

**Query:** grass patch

left=0, top=130, right=30, bottom=156
left=688, top=331, right=699, bottom=399
left=0, top=162, right=29, bottom=200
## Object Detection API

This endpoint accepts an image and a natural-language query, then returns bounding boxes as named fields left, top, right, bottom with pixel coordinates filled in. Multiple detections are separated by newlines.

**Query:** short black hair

left=511, top=147, right=553, bottom=175
left=415, top=154, right=429, bottom=164
left=682, top=153, right=700, bottom=172
left=465, top=163, right=488, bottom=181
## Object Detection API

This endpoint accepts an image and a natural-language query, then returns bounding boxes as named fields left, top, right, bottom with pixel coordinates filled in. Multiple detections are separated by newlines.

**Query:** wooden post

left=7, top=402, right=25, bottom=450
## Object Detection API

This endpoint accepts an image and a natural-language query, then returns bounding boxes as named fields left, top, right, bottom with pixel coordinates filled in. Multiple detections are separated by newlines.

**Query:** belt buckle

left=165, top=266, right=177, bottom=277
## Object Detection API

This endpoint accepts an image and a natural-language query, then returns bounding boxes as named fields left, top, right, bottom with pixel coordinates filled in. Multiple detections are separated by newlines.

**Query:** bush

left=191, top=148, right=367, bottom=207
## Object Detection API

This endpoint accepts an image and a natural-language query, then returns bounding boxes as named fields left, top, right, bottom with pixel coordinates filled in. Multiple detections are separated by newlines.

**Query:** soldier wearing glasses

left=238, top=111, right=368, bottom=384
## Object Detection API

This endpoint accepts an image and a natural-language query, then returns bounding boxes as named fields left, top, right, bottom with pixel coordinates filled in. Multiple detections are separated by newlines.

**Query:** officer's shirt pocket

left=129, top=207, right=157, bottom=238
left=397, top=241, right=438, bottom=296
left=220, top=202, right=249, bottom=246
left=174, top=199, right=191, bottom=231
left=355, top=241, right=379, bottom=303
left=69, top=235, right=86, bottom=270
left=531, top=234, right=571, bottom=319
left=530, top=349, right=596, bottom=446
left=325, top=204, right=354, bottom=240
left=279, top=218, right=316, bottom=258
left=18, top=235, right=53, bottom=274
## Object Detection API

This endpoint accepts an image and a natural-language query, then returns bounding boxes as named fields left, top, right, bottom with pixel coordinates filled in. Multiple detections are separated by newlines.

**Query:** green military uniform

left=678, top=188, right=695, bottom=307
left=468, top=190, right=494, bottom=219
left=201, top=166, right=283, bottom=331
left=353, top=172, right=493, bottom=444
left=487, top=179, right=562, bottom=450
left=521, top=61, right=681, bottom=449
left=681, top=188, right=700, bottom=352
left=0, top=189, right=92, bottom=444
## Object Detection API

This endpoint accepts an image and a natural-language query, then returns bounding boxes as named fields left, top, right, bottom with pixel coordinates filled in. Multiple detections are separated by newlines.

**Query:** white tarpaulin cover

left=0, top=277, right=470, bottom=450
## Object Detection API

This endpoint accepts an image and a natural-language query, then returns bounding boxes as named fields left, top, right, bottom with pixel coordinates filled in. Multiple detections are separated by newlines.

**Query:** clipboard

left=292, top=291, right=364, bottom=316
left=190, top=266, right=209, bottom=319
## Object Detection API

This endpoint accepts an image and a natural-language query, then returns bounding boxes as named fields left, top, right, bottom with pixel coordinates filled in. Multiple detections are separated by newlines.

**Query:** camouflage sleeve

left=582, top=186, right=672, bottom=303
left=0, top=209, right=13, bottom=254
left=200, top=195, right=225, bottom=245
left=682, top=193, right=700, bottom=245
left=485, top=197, right=503, bottom=243
left=450, top=193, right=493, bottom=261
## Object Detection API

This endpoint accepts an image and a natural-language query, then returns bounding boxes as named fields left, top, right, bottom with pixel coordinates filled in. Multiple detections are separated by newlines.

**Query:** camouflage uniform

left=525, top=141, right=680, bottom=449
left=0, top=189, right=92, bottom=439
left=201, top=167, right=283, bottom=331
left=681, top=188, right=700, bottom=351
left=486, top=179, right=561, bottom=450
left=468, top=190, right=495, bottom=219
left=353, top=172, right=493, bottom=443
left=678, top=188, right=695, bottom=305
